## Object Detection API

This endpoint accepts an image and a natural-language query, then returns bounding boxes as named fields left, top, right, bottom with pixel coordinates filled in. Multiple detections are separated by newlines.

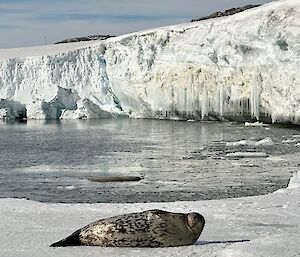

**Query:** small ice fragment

left=64, top=185, right=76, bottom=190
left=226, top=152, right=268, bottom=158
left=266, top=156, right=285, bottom=162
left=245, top=121, right=268, bottom=127
left=255, top=137, right=274, bottom=146
left=57, top=185, right=76, bottom=191
left=226, top=140, right=256, bottom=146
left=282, top=139, right=297, bottom=143
left=226, top=137, right=274, bottom=147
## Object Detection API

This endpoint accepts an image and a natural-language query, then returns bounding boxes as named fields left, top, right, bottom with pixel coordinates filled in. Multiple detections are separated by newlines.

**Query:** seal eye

left=187, top=213, right=199, bottom=227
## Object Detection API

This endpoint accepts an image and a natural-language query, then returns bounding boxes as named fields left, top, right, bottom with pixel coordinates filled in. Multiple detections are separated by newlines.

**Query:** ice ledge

left=0, top=0, right=300, bottom=124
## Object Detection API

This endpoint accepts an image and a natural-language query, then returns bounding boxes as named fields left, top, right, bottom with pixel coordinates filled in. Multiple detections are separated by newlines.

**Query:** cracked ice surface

left=0, top=0, right=300, bottom=123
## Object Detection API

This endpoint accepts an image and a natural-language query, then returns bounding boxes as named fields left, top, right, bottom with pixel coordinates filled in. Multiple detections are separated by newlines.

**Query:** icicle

left=201, top=91, right=209, bottom=119
left=250, top=76, right=261, bottom=120
left=188, top=74, right=194, bottom=117
left=218, top=85, right=225, bottom=116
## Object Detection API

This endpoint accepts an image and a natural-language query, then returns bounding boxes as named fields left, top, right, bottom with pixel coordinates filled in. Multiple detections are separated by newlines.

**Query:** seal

left=50, top=209, right=205, bottom=247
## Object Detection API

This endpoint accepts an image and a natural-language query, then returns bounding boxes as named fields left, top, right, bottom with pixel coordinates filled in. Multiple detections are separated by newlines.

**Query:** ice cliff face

left=0, top=0, right=300, bottom=124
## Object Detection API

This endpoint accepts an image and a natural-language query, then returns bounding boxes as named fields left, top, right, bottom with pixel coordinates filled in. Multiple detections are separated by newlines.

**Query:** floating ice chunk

left=57, top=185, right=76, bottom=191
left=245, top=122, right=268, bottom=127
left=282, top=139, right=297, bottom=143
left=65, top=186, right=76, bottom=190
left=226, top=152, right=268, bottom=158
left=226, top=140, right=256, bottom=146
left=255, top=137, right=274, bottom=146
left=266, top=156, right=285, bottom=162
left=226, top=137, right=274, bottom=147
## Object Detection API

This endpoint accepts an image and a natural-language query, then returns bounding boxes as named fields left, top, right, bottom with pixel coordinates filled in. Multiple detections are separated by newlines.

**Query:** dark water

left=0, top=119, right=299, bottom=203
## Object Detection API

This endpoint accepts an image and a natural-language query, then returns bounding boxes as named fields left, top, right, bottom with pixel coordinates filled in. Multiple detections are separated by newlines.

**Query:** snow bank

left=0, top=0, right=300, bottom=123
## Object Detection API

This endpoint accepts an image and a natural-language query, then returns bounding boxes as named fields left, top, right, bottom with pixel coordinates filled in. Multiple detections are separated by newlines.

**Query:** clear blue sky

left=0, top=0, right=274, bottom=49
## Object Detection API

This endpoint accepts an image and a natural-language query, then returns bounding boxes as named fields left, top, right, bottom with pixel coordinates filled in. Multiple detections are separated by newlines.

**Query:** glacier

left=0, top=0, right=300, bottom=124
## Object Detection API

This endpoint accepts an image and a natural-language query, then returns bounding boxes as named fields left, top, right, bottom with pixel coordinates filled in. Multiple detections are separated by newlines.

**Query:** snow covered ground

left=0, top=170, right=299, bottom=257
left=1, top=0, right=300, bottom=124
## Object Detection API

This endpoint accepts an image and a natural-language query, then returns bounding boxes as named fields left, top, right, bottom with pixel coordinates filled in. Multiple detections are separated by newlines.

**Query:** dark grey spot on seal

left=50, top=209, right=205, bottom=247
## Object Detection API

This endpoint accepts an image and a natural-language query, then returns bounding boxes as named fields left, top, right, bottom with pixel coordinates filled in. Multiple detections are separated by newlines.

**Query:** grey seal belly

left=50, top=209, right=205, bottom=247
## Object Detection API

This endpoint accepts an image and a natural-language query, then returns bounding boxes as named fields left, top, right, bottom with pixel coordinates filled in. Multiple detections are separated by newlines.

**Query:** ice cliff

left=0, top=0, right=300, bottom=123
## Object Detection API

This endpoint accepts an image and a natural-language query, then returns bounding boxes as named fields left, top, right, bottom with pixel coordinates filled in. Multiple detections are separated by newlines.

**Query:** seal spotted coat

left=50, top=209, right=205, bottom=247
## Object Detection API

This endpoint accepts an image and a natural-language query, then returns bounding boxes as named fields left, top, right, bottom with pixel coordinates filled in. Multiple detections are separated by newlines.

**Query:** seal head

left=187, top=212, right=205, bottom=240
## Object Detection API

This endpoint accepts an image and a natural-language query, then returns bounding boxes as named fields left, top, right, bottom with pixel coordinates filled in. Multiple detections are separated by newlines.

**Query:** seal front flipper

left=50, top=229, right=82, bottom=247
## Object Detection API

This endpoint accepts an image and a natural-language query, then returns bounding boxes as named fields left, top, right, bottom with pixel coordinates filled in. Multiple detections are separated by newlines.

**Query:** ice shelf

left=0, top=0, right=299, bottom=124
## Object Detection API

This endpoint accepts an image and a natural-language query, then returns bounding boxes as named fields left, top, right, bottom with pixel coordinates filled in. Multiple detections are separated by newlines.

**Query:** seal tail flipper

left=50, top=229, right=82, bottom=247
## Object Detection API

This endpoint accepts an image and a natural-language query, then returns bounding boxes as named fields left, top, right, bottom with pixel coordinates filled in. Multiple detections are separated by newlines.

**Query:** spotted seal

left=50, top=209, right=205, bottom=247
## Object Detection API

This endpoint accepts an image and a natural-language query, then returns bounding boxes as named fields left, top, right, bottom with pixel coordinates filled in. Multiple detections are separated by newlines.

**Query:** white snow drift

left=0, top=0, right=300, bottom=123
